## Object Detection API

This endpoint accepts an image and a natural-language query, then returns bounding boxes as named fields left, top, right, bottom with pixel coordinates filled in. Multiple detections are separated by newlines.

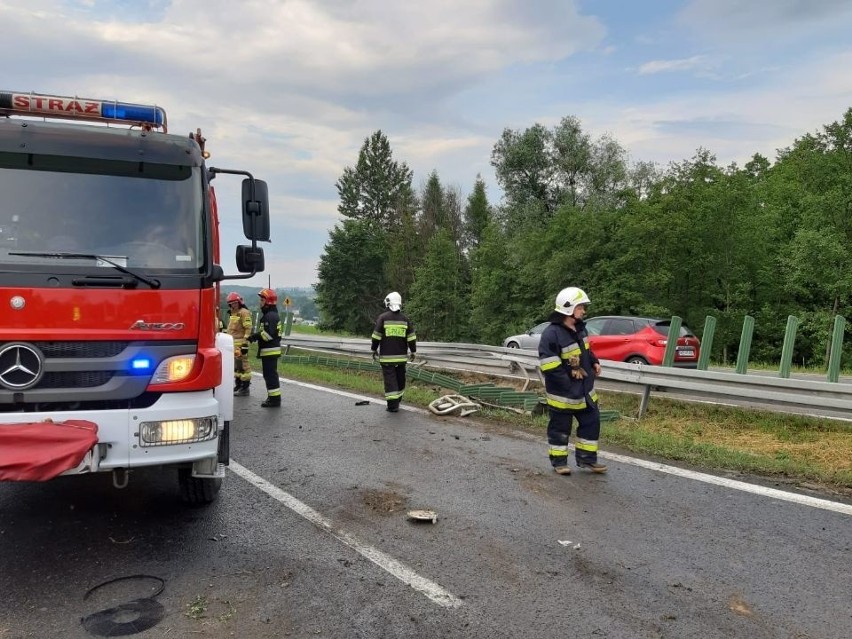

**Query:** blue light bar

left=101, top=102, right=165, bottom=126
left=0, top=90, right=167, bottom=131
left=131, top=358, right=153, bottom=371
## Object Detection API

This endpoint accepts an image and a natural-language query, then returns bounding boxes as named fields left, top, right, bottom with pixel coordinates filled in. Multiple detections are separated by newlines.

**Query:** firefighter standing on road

left=371, top=292, right=416, bottom=412
left=248, top=288, right=282, bottom=408
left=226, top=292, right=253, bottom=396
left=538, top=286, right=607, bottom=475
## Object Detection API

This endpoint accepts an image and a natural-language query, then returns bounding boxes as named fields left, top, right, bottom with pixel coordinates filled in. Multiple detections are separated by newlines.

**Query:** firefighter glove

left=568, top=355, right=587, bottom=380
left=247, top=333, right=258, bottom=343
left=408, top=352, right=416, bottom=362
left=371, top=351, right=378, bottom=362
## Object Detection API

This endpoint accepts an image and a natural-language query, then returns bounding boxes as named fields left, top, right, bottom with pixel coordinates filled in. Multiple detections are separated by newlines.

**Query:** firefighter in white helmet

left=370, top=292, right=416, bottom=412
left=537, top=286, right=607, bottom=474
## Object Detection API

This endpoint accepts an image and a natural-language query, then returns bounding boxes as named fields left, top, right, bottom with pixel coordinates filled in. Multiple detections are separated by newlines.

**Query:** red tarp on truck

left=0, top=420, right=98, bottom=482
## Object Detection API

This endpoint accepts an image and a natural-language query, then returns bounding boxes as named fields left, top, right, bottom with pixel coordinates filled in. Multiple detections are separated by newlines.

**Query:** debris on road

left=427, top=395, right=480, bottom=417
left=407, top=509, right=438, bottom=524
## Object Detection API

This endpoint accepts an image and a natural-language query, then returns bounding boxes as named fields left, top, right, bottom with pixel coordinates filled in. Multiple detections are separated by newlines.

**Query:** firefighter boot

left=261, top=395, right=281, bottom=408
left=577, top=460, right=608, bottom=473
left=234, top=380, right=250, bottom=397
left=233, top=378, right=241, bottom=392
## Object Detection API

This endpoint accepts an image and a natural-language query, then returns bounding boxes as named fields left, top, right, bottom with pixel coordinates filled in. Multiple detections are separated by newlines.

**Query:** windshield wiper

left=9, top=251, right=161, bottom=289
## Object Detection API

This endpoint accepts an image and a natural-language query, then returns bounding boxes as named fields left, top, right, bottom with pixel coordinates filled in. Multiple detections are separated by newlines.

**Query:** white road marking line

left=598, top=450, right=852, bottom=517
left=272, top=375, right=852, bottom=517
left=228, top=461, right=462, bottom=609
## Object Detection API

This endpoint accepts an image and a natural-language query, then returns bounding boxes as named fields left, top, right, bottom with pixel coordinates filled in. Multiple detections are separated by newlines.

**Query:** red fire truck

left=0, top=90, right=270, bottom=504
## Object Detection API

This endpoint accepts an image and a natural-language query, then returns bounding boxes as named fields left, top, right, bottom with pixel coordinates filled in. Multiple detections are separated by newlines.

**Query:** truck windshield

left=0, top=153, right=204, bottom=271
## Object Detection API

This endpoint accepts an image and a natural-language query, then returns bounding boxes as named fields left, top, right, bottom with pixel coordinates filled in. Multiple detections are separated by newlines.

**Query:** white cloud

left=638, top=55, right=711, bottom=75
left=2, top=1, right=851, bottom=288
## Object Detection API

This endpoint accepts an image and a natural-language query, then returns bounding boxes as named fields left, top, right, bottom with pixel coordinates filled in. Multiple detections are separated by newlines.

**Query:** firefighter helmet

left=226, top=292, right=243, bottom=304
left=384, top=291, right=402, bottom=311
left=554, top=287, right=590, bottom=316
left=258, top=288, right=278, bottom=305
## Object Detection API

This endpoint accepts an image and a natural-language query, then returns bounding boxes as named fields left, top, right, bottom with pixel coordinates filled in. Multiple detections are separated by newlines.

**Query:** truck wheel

left=178, top=468, right=222, bottom=505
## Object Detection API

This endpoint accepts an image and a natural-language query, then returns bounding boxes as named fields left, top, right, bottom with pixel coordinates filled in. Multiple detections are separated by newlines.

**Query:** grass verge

left=250, top=354, right=852, bottom=494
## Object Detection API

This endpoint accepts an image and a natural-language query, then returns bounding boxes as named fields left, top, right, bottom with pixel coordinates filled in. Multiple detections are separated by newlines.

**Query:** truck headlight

left=139, top=417, right=217, bottom=446
left=151, top=355, right=196, bottom=383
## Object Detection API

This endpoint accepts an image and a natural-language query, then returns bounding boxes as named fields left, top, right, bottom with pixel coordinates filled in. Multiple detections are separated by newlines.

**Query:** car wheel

left=626, top=356, right=649, bottom=365
left=506, top=341, right=520, bottom=349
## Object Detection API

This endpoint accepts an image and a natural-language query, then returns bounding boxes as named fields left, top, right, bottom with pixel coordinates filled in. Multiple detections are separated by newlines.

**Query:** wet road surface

left=1, top=375, right=850, bottom=638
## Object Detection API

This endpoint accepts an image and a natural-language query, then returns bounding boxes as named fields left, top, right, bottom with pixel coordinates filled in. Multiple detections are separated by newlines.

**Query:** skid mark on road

left=274, top=376, right=852, bottom=518
left=228, top=461, right=462, bottom=609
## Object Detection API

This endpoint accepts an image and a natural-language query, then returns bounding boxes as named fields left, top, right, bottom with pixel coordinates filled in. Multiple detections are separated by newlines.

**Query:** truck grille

left=38, top=371, right=115, bottom=389
left=33, top=341, right=129, bottom=358
left=0, top=340, right=195, bottom=411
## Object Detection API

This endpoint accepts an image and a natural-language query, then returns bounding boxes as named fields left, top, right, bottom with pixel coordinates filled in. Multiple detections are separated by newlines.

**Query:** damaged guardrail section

left=280, top=335, right=852, bottom=419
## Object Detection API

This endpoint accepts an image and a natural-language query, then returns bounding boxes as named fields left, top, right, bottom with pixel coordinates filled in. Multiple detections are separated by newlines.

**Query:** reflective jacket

left=252, top=305, right=281, bottom=357
left=371, top=310, right=416, bottom=364
left=538, top=318, right=599, bottom=411
left=227, top=306, right=252, bottom=346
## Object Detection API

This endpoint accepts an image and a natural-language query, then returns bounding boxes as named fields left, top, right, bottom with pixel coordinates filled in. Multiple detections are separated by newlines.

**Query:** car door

left=586, top=317, right=636, bottom=362
left=521, top=322, right=549, bottom=349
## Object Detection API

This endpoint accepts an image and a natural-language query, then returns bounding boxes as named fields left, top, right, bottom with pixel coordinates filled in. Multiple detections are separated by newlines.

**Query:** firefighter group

left=227, top=285, right=607, bottom=474
left=226, top=288, right=281, bottom=408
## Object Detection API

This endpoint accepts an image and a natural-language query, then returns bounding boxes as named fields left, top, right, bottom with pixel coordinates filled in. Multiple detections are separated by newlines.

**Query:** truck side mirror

left=235, top=245, right=265, bottom=273
left=241, top=178, right=271, bottom=242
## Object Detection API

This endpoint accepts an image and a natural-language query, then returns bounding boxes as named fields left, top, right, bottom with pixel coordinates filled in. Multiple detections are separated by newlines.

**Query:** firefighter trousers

left=547, top=395, right=601, bottom=467
left=260, top=356, right=281, bottom=399
left=381, top=363, right=406, bottom=410
left=234, top=349, right=252, bottom=382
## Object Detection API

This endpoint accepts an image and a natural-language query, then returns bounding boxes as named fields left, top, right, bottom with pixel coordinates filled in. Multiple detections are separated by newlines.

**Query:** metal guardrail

left=281, top=335, right=852, bottom=419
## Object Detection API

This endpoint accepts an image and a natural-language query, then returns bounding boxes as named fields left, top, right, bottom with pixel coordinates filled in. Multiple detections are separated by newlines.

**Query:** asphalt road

left=1, top=376, right=850, bottom=638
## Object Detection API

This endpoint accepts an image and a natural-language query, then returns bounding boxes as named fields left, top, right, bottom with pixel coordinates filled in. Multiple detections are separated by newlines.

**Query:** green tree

left=468, top=222, right=521, bottom=344
left=491, top=116, right=630, bottom=221
left=315, top=219, right=387, bottom=335
left=462, top=175, right=491, bottom=250
left=335, top=130, right=414, bottom=230
left=384, top=183, right=421, bottom=300
left=491, top=123, right=554, bottom=219
left=406, top=229, right=470, bottom=342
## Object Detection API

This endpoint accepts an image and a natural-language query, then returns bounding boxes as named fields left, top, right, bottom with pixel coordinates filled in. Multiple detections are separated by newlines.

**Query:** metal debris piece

left=427, top=395, right=480, bottom=417
left=407, top=509, right=438, bottom=524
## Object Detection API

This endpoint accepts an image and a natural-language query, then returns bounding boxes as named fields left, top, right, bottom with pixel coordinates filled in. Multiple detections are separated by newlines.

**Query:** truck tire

left=178, top=468, right=222, bottom=505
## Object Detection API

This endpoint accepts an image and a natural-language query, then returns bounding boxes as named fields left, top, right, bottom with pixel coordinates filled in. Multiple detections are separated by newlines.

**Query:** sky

left=2, top=0, right=851, bottom=289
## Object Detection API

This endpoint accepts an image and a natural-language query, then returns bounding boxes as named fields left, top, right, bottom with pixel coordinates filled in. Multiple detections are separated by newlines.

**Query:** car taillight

left=650, top=338, right=668, bottom=347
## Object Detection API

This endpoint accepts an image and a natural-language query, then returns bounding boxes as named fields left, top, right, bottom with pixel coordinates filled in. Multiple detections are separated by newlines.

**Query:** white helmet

left=554, top=286, right=590, bottom=316
left=384, top=291, right=402, bottom=311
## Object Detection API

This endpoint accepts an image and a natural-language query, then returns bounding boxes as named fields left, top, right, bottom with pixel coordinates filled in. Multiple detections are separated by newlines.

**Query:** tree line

left=315, top=111, right=852, bottom=368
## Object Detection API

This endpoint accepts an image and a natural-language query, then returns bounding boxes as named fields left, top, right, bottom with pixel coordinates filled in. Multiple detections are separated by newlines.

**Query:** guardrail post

left=735, top=315, right=754, bottom=375
left=779, top=315, right=799, bottom=379
left=284, top=311, right=294, bottom=337
left=697, top=316, right=716, bottom=371
left=662, top=316, right=682, bottom=367
left=827, top=315, right=846, bottom=383
left=638, top=385, right=651, bottom=419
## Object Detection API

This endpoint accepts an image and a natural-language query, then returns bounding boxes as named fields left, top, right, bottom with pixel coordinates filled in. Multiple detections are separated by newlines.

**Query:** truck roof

left=0, top=117, right=203, bottom=167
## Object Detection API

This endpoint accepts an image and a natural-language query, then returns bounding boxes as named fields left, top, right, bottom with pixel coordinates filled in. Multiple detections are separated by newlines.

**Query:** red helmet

left=226, top=292, right=243, bottom=304
left=258, top=288, right=278, bottom=305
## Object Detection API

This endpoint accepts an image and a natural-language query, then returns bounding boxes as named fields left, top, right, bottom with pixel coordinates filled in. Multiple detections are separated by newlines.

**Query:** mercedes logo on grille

left=0, top=343, right=45, bottom=390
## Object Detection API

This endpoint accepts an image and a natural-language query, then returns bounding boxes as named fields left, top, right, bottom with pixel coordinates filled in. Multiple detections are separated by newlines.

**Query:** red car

left=583, top=316, right=700, bottom=368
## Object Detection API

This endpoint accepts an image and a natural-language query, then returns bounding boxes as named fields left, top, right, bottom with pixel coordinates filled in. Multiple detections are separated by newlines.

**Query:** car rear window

left=652, top=321, right=694, bottom=337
